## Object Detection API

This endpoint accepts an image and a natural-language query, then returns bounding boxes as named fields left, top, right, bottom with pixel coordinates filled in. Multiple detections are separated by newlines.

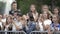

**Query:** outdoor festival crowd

left=0, top=1, right=60, bottom=34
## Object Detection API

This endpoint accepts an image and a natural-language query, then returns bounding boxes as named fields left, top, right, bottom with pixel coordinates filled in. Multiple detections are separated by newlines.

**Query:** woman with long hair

left=5, top=16, right=13, bottom=31
left=27, top=4, right=38, bottom=22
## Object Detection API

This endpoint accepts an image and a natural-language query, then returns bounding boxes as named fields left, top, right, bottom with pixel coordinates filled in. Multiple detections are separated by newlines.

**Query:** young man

left=9, top=1, right=17, bottom=15
left=9, top=1, right=22, bottom=16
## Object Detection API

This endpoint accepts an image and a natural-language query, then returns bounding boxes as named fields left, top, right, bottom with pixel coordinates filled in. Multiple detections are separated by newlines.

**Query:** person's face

left=43, top=12, right=48, bottom=19
left=14, top=13, right=17, bottom=17
left=30, top=5, right=36, bottom=12
left=52, top=15, right=58, bottom=22
left=42, top=5, right=49, bottom=12
left=7, top=17, right=12, bottom=23
left=53, top=8, right=59, bottom=14
left=17, top=16, right=21, bottom=21
left=12, top=3, right=17, bottom=10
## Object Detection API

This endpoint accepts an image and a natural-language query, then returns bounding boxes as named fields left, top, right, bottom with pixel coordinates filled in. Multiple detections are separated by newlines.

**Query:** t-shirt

left=9, top=10, right=14, bottom=15
left=12, top=21, right=22, bottom=31
left=38, top=19, right=52, bottom=31
left=2, top=18, right=6, bottom=23
left=50, top=23, right=60, bottom=31
left=15, top=22, right=22, bottom=29
left=9, top=10, right=22, bottom=16
left=44, top=19, right=52, bottom=26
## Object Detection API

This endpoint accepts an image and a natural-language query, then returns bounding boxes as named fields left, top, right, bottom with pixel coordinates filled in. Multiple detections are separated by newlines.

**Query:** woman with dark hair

left=53, top=7, right=59, bottom=16
left=23, top=14, right=36, bottom=34
left=53, top=7, right=60, bottom=23
left=27, top=4, right=38, bottom=22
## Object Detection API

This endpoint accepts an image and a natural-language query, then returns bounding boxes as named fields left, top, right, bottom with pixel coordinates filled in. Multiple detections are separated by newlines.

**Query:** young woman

left=50, top=15, right=60, bottom=31
left=53, top=7, right=59, bottom=16
left=53, top=7, right=60, bottom=23
left=36, top=11, right=52, bottom=34
left=5, top=16, right=13, bottom=31
left=42, top=11, right=52, bottom=34
left=24, top=14, right=36, bottom=34
left=27, top=4, right=38, bottom=22
left=41, top=5, right=53, bottom=20
left=36, top=14, right=44, bottom=31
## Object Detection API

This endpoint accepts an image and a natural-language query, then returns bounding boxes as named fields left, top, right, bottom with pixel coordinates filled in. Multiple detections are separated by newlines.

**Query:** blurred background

left=17, top=0, right=60, bottom=14
left=0, top=0, right=60, bottom=14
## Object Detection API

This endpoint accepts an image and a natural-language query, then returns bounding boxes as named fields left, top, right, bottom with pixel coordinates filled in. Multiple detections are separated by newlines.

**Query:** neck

left=31, top=10, right=36, bottom=13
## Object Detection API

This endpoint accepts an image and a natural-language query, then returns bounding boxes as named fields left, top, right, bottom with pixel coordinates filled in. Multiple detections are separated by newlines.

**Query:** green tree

left=17, top=0, right=60, bottom=14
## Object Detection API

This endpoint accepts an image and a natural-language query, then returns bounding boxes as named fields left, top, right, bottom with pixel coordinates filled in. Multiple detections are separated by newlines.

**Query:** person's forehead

left=43, top=5, right=48, bottom=8
left=31, top=5, right=35, bottom=7
left=13, top=3, right=17, bottom=5
left=54, top=8, right=58, bottom=10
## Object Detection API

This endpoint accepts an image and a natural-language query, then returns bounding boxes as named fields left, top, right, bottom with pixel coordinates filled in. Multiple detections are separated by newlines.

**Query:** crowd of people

left=0, top=1, right=60, bottom=34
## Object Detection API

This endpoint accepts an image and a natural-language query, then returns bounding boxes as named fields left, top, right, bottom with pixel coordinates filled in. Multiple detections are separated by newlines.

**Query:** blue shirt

left=50, top=23, right=60, bottom=31
left=23, top=21, right=36, bottom=34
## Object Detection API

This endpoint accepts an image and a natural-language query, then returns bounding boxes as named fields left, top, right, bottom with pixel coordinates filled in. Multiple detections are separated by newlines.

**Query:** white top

left=15, top=22, right=22, bottom=29
left=39, top=21, right=43, bottom=31
left=2, top=18, right=6, bottom=23
left=44, top=19, right=52, bottom=26
left=38, top=19, right=52, bottom=31
left=12, top=21, right=22, bottom=31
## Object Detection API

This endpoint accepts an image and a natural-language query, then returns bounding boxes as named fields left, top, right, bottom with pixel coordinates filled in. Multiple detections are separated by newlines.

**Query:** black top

left=9, top=10, right=14, bottom=15
left=9, top=10, right=22, bottom=16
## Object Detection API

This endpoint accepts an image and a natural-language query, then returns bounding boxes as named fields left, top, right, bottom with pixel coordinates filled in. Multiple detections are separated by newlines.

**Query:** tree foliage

left=17, top=0, right=60, bottom=14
